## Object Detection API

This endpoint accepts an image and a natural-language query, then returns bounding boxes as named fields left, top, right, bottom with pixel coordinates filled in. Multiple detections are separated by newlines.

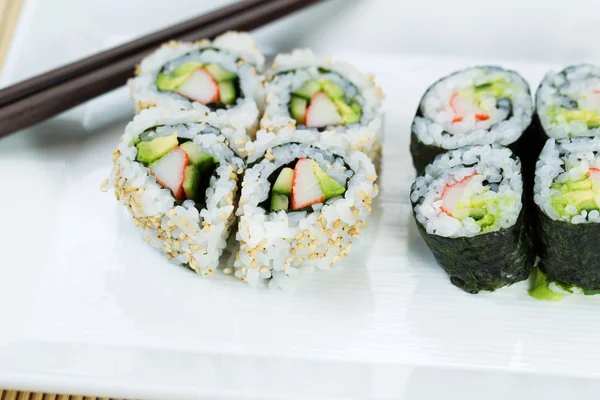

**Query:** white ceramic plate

left=4, top=1, right=600, bottom=399
left=3, top=52, right=600, bottom=400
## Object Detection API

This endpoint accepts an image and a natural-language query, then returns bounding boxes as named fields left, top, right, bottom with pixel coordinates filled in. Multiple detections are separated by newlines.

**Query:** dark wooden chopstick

left=0, top=0, right=325, bottom=138
left=0, top=0, right=270, bottom=108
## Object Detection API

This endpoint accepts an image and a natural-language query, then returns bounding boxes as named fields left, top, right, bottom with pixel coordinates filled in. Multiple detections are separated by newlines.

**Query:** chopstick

left=0, top=0, right=325, bottom=138
left=0, top=0, right=270, bottom=108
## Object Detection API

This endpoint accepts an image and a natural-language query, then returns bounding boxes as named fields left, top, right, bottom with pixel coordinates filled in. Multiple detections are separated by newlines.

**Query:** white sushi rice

left=413, top=66, right=533, bottom=149
left=234, top=130, right=379, bottom=290
left=411, top=145, right=523, bottom=238
left=537, top=64, right=600, bottom=138
left=103, top=108, right=244, bottom=275
left=261, top=49, right=384, bottom=162
left=129, top=31, right=264, bottom=133
left=534, top=137, right=600, bottom=223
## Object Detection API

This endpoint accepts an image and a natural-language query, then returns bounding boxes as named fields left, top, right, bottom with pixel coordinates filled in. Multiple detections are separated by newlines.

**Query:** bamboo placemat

left=0, top=0, right=22, bottom=70
left=0, top=390, right=123, bottom=400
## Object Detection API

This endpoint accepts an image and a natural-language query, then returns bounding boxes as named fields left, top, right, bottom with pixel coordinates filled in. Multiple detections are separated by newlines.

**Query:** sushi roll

left=534, top=137, right=600, bottom=290
left=411, top=66, right=535, bottom=174
left=129, top=31, right=265, bottom=133
left=536, top=64, right=600, bottom=141
left=261, top=49, right=384, bottom=162
left=410, top=145, right=535, bottom=293
left=103, top=108, right=244, bottom=275
left=234, top=129, right=379, bottom=289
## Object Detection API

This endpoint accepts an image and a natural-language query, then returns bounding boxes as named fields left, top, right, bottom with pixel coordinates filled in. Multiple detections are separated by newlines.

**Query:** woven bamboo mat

left=0, top=0, right=22, bottom=69
left=0, top=4, right=125, bottom=399
left=0, top=391, right=122, bottom=400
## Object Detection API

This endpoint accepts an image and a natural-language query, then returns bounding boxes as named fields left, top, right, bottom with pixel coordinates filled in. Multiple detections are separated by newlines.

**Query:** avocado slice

left=319, top=80, right=344, bottom=99
left=473, top=80, right=509, bottom=98
left=580, top=199, right=598, bottom=211
left=562, top=109, right=600, bottom=128
left=136, top=132, right=178, bottom=164
left=294, top=80, right=321, bottom=100
left=156, top=62, right=204, bottom=91
left=469, top=208, right=487, bottom=220
left=273, top=167, right=294, bottom=195
left=270, top=193, right=289, bottom=212
left=552, top=189, right=597, bottom=214
left=566, top=179, right=593, bottom=191
left=180, top=141, right=217, bottom=169
left=475, top=213, right=495, bottom=228
left=183, top=165, right=200, bottom=200
left=205, top=63, right=237, bottom=82
left=334, top=99, right=360, bottom=124
left=312, top=162, right=345, bottom=200
left=289, top=96, right=308, bottom=125
left=218, top=80, right=237, bottom=105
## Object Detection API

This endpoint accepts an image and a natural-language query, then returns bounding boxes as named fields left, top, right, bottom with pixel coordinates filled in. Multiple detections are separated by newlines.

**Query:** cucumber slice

left=270, top=194, right=289, bottom=212
left=183, top=165, right=200, bottom=200
left=294, top=80, right=321, bottom=99
left=273, top=167, right=294, bottom=195
left=218, top=80, right=237, bottom=105
left=319, top=80, right=344, bottom=99
left=180, top=142, right=217, bottom=168
left=289, top=96, right=308, bottom=125
left=205, top=63, right=237, bottom=82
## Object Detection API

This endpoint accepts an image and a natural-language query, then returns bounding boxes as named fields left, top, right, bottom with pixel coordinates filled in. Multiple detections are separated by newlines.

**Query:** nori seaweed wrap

left=410, top=145, right=535, bottom=293
left=534, top=137, right=600, bottom=290
left=410, top=66, right=536, bottom=176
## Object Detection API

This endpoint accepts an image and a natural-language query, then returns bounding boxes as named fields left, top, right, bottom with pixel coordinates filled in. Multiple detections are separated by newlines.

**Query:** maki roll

left=411, top=66, right=534, bottom=174
left=410, top=145, right=535, bottom=293
left=536, top=64, right=600, bottom=141
left=261, top=49, right=384, bottom=162
left=534, top=137, right=600, bottom=290
left=234, top=129, right=379, bottom=289
left=129, top=31, right=264, bottom=133
left=103, top=108, right=244, bottom=275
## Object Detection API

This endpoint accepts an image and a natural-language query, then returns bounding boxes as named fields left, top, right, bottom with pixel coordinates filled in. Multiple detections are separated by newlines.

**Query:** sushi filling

left=411, top=145, right=522, bottom=237
left=272, top=68, right=363, bottom=129
left=134, top=124, right=220, bottom=208
left=535, top=137, right=600, bottom=223
left=286, top=70, right=362, bottom=128
left=250, top=143, right=353, bottom=213
left=264, top=157, right=347, bottom=212
left=413, top=67, right=532, bottom=148
left=155, top=49, right=242, bottom=109
left=537, top=64, right=600, bottom=138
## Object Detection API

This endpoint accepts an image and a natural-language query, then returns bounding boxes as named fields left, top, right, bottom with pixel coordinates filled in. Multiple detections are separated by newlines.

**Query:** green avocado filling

left=155, top=61, right=240, bottom=106
left=458, top=78, right=513, bottom=111
left=546, top=107, right=600, bottom=130
left=289, top=79, right=362, bottom=125
left=563, top=109, right=600, bottom=128
left=529, top=268, right=600, bottom=300
left=135, top=130, right=218, bottom=205
left=450, top=190, right=517, bottom=231
left=550, top=172, right=600, bottom=216
left=268, top=159, right=347, bottom=213
left=135, top=133, right=178, bottom=164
